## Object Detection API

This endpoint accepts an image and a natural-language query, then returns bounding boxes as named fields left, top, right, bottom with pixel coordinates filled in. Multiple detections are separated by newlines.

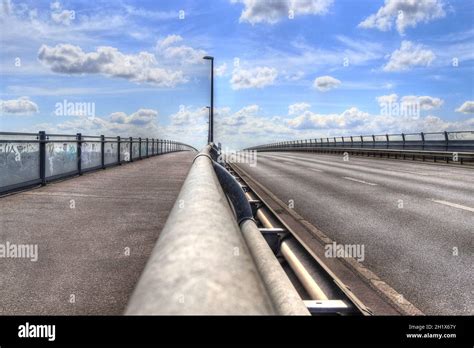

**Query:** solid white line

left=431, top=199, right=474, bottom=213
left=342, top=177, right=378, bottom=186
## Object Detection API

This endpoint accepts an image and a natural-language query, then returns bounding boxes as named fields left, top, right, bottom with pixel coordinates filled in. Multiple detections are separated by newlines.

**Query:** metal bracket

left=304, top=300, right=354, bottom=315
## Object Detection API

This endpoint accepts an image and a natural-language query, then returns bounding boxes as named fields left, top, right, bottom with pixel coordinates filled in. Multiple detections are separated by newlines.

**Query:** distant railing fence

left=0, top=131, right=196, bottom=194
left=245, top=131, right=474, bottom=164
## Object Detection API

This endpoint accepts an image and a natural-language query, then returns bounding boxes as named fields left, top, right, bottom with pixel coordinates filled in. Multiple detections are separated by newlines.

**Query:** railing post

left=117, top=136, right=121, bottom=164
left=139, top=137, right=142, bottom=159
left=129, top=137, right=133, bottom=162
left=401, top=133, right=405, bottom=150
left=386, top=134, right=389, bottom=149
left=77, top=133, right=82, bottom=175
left=101, top=135, right=105, bottom=169
left=39, top=131, right=46, bottom=186
left=372, top=134, right=375, bottom=148
left=444, top=131, right=449, bottom=151
left=420, top=132, right=425, bottom=150
left=350, top=136, right=353, bottom=148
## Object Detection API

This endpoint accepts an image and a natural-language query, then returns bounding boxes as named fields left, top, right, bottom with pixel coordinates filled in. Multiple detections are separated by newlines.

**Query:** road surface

left=236, top=151, right=473, bottom=315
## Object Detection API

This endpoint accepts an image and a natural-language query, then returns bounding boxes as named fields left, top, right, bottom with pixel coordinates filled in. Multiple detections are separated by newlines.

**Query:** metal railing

left=245, top=131, right=474, bottom=164
left=0, top=131, right=197, bottom=195
left=126, top=144, right=310, bottom=315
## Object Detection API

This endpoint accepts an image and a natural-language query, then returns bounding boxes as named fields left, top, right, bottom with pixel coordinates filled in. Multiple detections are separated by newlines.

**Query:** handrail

left=245, top=130, right=474, bottom=153
left=0, top=131, right=196, bottom=195
left=126, top=145, right=276, bottom=314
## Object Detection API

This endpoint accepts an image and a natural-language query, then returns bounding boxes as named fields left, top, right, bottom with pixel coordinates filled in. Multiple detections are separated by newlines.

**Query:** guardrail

left=0, top=131, right=197, bottom=195
left=126, top=144, right=310, bottom=315
left=245, top=131, right=474, bottom=164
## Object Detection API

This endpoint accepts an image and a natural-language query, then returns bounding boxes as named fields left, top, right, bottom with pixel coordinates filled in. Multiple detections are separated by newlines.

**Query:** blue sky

left=0, top=0, right=473, bottom=149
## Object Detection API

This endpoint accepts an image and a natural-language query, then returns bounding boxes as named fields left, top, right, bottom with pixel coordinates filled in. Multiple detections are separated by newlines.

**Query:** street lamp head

left=203, top=55, right=214, bottom=60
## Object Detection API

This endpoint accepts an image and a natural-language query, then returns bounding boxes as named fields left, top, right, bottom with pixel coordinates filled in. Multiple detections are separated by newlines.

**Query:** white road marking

left=342, top=177, right=378, bottom=186
left=431, top=199, right=474, bottom=213
left=310, top=168, right=323, bottom=172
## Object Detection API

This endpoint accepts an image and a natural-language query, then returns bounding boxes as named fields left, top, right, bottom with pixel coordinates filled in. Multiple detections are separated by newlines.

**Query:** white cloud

left=38, top=44, right=187, bottom=87
left=288, top=107, right=370, bottom=130
left=157, top=34, right=183, bottom=48
left=109, top=109, right=158, bottom=125
left=51, top=9, right=74, bottom=26
left=286, top=105, right=474, bottom=137
left=232, top=0, right=333, bottom=24
left=383, top=41, right=435, bottom=72
left=170, top=106, right=208, bottom=126
left=288, top=102, right=311, bottom=115
left=376, top=94, right=443, bottom=110
left=376, top=93, right=399, bottom=107
left=455, top=101, right=474, bottom=114
left=0, top=96, right=39, bottom=115
left=215, top=63, right=227, bottom=77
left=230, top=66, right=278, bottom=89
left=401, top=95, right=443, bottom=110
left=50, top=2, right=61, bottom=11
left=358, top=0, right=446, bottom=35
left=40, top=108, right=162, bottom=138
left=313, top=75, right=341, bottom=91
left=156, top=35, right=206, bottom=64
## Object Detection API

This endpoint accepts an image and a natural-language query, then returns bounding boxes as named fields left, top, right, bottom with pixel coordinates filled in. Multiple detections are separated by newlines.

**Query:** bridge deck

left=0, top=151, right=195, bottom=314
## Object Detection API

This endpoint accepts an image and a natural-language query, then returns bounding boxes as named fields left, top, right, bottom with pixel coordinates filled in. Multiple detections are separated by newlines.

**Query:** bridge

left=0, top=130, right=473, bottom=316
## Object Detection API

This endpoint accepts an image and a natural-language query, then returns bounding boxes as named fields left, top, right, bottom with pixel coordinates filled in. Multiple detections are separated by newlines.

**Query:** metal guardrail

left=0, top=131, right=197, bottom=195
left=126, top=144, right=310, bottom=315
left=245, top=131, right=474, bottom=164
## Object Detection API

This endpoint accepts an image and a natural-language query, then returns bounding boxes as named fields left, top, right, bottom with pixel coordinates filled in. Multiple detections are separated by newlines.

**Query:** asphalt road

left=236, top=151, right=474, bottom=315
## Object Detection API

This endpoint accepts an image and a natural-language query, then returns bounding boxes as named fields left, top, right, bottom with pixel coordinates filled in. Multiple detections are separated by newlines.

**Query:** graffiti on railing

left=0, top=143, right=40, bottom=187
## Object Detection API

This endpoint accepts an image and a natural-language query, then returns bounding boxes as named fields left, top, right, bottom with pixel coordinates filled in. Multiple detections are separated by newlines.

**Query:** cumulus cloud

left=0, top=96, right=39, bottom=114
left=288, top=102, right=311, bottom=115
left=170, top=105, right=208, bottom=126
left=215, top=63, right=227, bottom=77
left=38, top=44, right=187, bottom=87
left=232, top=0, right=333, bottom=24
left=358, top=0, right=446, bottom=35
left=376, top=94, right=443, bottom=110
left=288, top=107, right=370, bottom=130
left=383, top=41, right=435, bottom=72
left=376, top=93, right=399, bottom=107
left=286, top=104, right=474, bottom=137
left=156, top=34, right=207, bottom=64
left=41, top=108, right=162, bottom=138
left=313, top=75, right=341, bottom=91
left=230, top=66, right=278, bottom=89
left=401, top=95, right=443, bottom=110
left=455, top=101, right=474, bottom=114
left=109, top=109, right=157, bottom=125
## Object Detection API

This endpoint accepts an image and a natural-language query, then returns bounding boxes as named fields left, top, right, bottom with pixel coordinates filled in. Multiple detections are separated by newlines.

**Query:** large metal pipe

left=252, top=200, right=329, bottom=301
left=240, top=220, right=310, bottom=315
left=280, top=240, right=329, bottom=301
left=126, top=146, right=275, bottom=315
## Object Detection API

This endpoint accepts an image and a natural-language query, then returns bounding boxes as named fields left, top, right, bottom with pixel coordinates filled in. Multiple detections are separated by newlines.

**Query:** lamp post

left=205, top=106, right=211, bottom=144
left=203, top=56, right=214, bottom=144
